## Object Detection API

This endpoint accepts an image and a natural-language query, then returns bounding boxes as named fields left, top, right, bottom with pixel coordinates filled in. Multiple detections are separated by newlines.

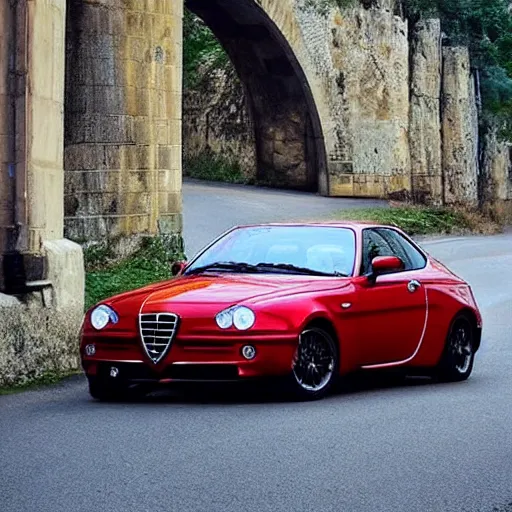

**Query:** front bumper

left=80, top=334, right=298, bottom=383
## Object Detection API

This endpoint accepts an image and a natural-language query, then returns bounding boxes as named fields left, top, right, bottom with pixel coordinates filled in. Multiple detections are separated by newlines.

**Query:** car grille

left=139, top=313, right=179, bottom=364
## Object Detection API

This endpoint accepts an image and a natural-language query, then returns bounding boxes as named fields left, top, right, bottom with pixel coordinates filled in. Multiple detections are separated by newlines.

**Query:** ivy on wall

left=183, top=9, right=230, bottom=89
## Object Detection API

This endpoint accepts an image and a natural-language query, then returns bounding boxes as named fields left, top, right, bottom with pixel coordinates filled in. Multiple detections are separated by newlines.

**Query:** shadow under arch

left=185, top=0, right=328, bottom=194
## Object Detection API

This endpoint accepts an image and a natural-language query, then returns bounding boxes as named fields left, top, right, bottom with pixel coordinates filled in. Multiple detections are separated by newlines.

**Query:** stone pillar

left=0, top=1, right=14, bottom=259
left=409, top=19, right=443, bottom=205
left=441, top=47, right=479, bottom=206
left=1, top=0, right=83, bottom=310
left=64, top=0, right=183, bottom=249
left=1, top=0, right=84, bottom=387
left=327, top=7, right=411, bottom=198
left=481, top=126, right=512, bottom=222
left=25, top=0, right=67, bottom=250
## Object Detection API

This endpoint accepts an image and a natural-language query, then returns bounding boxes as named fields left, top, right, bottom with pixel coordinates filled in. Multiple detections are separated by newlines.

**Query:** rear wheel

left=289, top=327, right=339, bottom=400
left=436, top=314, right=475, bottom=382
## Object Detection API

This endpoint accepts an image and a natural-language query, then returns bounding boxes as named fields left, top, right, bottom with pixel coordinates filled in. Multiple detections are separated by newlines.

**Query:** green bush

left=183, top=153, right=248, bottom=184
left=84, top=235, right=185, bottom=311
left=332, top=205, right=501, bottom=236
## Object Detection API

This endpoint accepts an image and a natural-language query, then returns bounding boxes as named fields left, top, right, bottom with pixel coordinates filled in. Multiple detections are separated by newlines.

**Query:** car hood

left=107, top=273, right=349, bottom=311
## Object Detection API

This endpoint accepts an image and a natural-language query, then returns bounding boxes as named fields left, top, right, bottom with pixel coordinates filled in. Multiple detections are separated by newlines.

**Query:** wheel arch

left=305, top=317, right=339, bottom=345
left=301, top=315, right=343, bottom=373
left=455, top=307, right=482, bottom=352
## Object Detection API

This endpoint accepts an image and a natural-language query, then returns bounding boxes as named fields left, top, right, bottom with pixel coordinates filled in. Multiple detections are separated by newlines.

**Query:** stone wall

left=0, top=1, right=14, bottom=257
left=183, top=1, right=507, bottom=208
left=441, top=47, right=479, bottom=207
left=409, top=19, right=443, bottom=205
left=481, top=127, right=512, bottom=222
left=320, top=6, right=411, bottom=198
left=0, top=304, right=81, bottom=388
left=64, top=0, right=183, bottom=247
left=0, top=0, right=85, bottom=388
left=183, top=66, right=257, bottom=181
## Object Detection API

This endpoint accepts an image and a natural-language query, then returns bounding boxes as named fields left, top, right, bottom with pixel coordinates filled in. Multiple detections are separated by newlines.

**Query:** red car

left=80, top=222, right=482, bottom=401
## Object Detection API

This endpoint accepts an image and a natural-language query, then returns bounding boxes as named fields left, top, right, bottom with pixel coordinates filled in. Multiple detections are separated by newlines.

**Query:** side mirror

left=171, top=261, right=187, bottom=277
left=372, top=256, right=404, bottom=273
left=368, top=256, right=404, bottom=283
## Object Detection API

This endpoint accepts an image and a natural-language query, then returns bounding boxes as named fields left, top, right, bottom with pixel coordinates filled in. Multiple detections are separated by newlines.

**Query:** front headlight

left=215, top=306, right=255, bottom=330
left=233, top=307, right=255, bottom=330
left=90, top=305, right=118, bottom=330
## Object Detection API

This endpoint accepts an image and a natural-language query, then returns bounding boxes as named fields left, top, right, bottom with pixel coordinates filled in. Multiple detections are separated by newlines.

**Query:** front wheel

left=436, top=314, right=475, bottom=382
left=288, top=327, right=339, bottom=401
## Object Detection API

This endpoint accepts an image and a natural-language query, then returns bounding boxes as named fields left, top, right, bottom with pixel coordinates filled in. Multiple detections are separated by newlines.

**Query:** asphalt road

left=1, top=183, right=512, bottom=512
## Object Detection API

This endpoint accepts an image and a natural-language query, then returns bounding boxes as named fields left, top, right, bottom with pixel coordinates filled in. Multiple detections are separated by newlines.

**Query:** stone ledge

left=43, top=239, right=85, bottom=319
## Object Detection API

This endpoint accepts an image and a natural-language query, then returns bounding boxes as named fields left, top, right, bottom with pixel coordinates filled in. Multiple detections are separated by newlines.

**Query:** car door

left=353, top=228, right=428, bottom=367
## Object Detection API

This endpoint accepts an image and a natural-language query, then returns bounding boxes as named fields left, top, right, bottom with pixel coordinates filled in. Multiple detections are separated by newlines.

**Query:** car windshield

left=184, top=226, right=356, bottom=277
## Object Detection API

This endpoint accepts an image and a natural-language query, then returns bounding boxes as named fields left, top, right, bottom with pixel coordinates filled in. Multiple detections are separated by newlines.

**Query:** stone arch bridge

left=0, top=0, right=509, bottom=306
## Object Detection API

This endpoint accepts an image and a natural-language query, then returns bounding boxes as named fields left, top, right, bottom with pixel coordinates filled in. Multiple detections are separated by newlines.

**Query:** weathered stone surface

left=184, top=1, right=414, bottom=198
left=272, top=2, right=411, bottom=197
left=26, top=0, right=67, bottom=250
left=0, top=304, right=81, bottom=388
left=0, top=1, right=15, bottom=256
left=183, top=67, right=257, bottom=182
left=441, top=47, right=479, bottom=206
left=65, top=0, right=183, bottom=242
left=481, top=126, right=512, bottom=222
left=44, top=239, right=84, bottom=319
left=186, top=0, right=326, bottom=192
left=409, top=19, right=443, bottom=205
left=0, top=293, right=22, bottom=308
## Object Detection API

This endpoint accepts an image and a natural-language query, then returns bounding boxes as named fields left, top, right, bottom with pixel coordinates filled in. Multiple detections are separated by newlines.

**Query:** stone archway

left=185, top=0, right=328, bottom=193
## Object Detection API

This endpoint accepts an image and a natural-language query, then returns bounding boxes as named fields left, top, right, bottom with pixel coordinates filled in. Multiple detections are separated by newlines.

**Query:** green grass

left=183, top=153, right=249, bottom=184
left=331, top=205, right=501, bottom=236
left=0, top=370, right=81, bottom=396
left=85, top=236, right=184, bottom=310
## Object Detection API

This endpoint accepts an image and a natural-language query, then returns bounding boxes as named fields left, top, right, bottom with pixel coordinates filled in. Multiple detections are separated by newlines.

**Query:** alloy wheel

left=292, top=328, right=336, bottom=393
left=448, top=319, right=473, bottom=375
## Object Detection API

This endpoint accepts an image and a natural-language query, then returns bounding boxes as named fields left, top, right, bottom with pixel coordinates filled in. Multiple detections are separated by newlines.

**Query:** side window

left=374, top=228, right=427, bottom=271
left=361, top=229, right=395, bottom=274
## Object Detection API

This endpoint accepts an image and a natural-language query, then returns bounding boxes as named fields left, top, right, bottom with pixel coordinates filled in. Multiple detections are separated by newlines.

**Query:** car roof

left=230, top=221, right=399, bottom=232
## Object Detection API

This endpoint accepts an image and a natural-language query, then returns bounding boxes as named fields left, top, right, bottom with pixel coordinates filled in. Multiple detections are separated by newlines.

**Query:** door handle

left=407, top=280, right=421, bottom=293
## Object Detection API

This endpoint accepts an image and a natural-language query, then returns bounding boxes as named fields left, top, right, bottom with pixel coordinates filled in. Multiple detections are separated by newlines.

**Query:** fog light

left=85, top=344, right=96, bottom=356
left=241, top=345, right=256, bottom=360
left=110, top=366, right=119, bottom=378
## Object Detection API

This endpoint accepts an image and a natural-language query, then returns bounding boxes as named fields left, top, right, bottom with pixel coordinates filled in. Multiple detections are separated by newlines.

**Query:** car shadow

left=97, top=371, right=442, bottom=406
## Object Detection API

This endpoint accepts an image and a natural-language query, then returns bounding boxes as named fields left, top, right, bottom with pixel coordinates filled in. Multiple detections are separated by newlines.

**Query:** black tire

left=436, top=314, right=475, bottom=382
left=88, top=376, right=131, bottom=401
left=288, top=326, right=339, bottom=401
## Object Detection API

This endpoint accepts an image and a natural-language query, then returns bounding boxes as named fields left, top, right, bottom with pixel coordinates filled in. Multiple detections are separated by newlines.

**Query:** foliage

left=0, top=370, right=80, bottom=395
left=332, top=204, right=501, bottom=236
left=85, top=236, right=185, bottom=310
left=183, top=152, right=249, bottom=184
left=183, top=9, right=230, bottom=89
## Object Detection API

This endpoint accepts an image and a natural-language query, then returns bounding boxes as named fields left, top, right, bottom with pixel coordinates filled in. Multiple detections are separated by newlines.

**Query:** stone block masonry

left=409, top=19, right=443, bottom=205
left=64, top=0, right=183, bottom=246
left=441, top=47, right=479, bottom=207
left=0, top=0, right=84, bottom=387
left=183, top=1, right=506, bottom=208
